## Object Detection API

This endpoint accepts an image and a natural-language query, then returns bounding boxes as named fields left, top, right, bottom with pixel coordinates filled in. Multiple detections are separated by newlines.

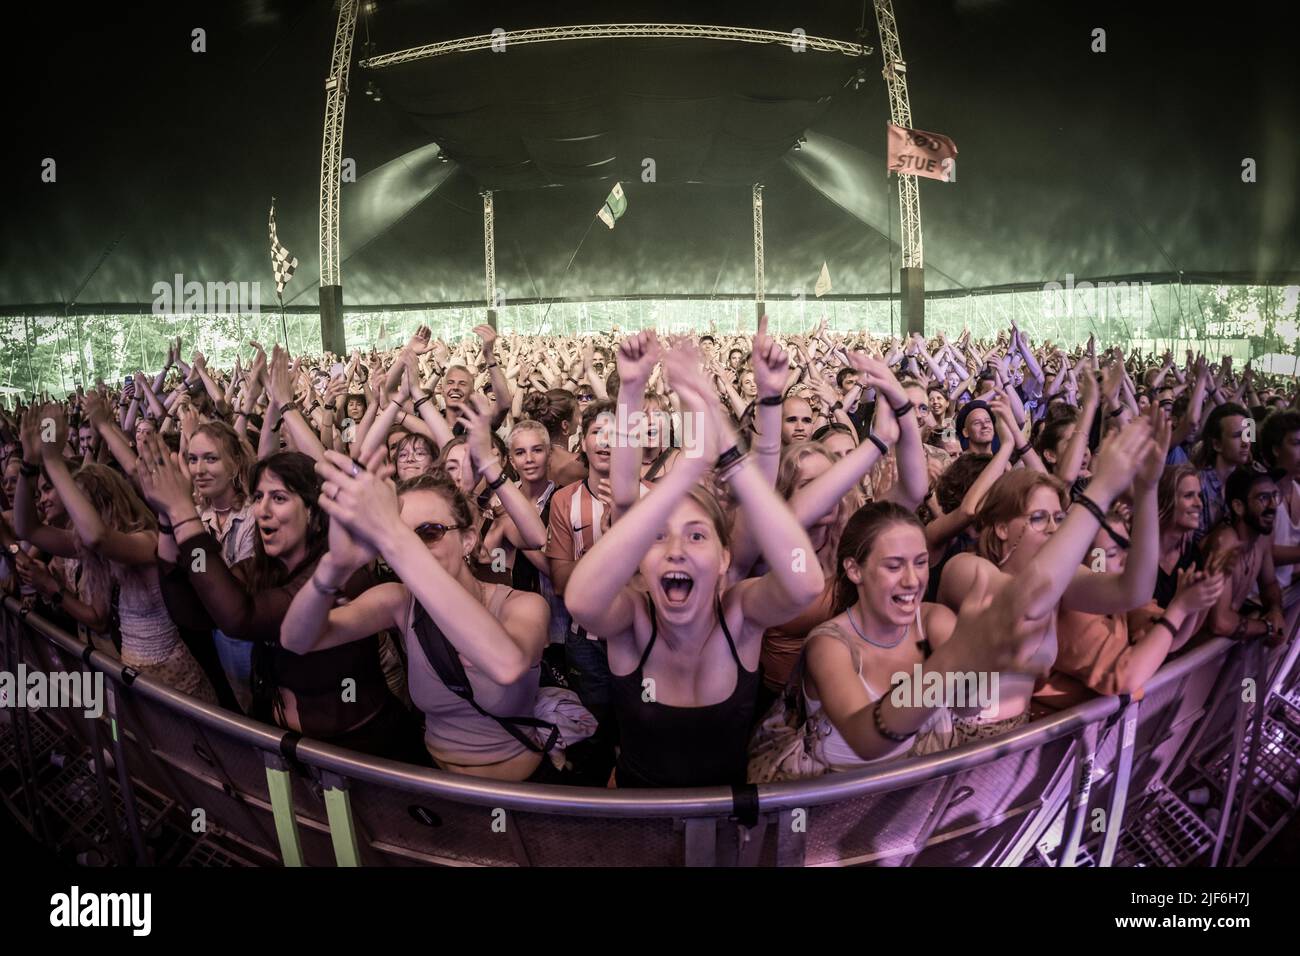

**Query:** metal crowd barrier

left=2, top=595, right=1296, bottom=867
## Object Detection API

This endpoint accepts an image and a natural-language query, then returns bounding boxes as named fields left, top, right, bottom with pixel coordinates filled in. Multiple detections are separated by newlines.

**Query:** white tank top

left=802, top=607, right=948, bottom=770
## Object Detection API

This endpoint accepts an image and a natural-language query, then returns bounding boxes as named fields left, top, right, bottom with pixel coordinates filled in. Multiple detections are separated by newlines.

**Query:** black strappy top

left=609, top=596, right=761, bottom=788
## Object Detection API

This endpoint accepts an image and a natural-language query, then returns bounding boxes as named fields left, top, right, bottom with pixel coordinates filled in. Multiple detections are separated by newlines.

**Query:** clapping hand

left=316, top=449, right=400, bottom=552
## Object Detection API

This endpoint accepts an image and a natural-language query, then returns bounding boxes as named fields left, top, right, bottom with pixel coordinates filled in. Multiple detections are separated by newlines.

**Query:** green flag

left=597, top=182, right=627, bottom=229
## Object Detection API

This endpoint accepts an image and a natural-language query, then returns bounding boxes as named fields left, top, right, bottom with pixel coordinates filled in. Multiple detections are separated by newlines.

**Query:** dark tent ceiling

left=374, top=36, right=863, bottom=189
left=1, top=0, right=1297, bottom=310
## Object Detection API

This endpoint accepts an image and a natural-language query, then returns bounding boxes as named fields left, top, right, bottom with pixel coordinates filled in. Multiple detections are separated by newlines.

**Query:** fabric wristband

left=867, top=433, right=888, bottom=457
left=486, top=470, right=509, bottom=491
left=757, top=394, right=784, bottom=407
left=715, top=444, right=744, bottom=472
left=1070, top=490, right=1108, bottom=526
left=1147, top=617, right=1177, bottom=642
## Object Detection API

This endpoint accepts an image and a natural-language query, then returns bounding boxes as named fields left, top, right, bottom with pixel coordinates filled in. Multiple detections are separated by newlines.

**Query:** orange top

left=1035, top=601, right=1164, bottom=710
left=759, top=579, right=838, bottom=692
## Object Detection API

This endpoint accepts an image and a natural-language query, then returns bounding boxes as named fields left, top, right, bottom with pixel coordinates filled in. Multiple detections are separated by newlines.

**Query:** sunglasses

left=412, top=522, right=464, bottom=544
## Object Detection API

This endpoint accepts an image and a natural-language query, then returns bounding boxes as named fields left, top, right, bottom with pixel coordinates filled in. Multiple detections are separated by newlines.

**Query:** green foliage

left=2, top=282, right=1294, bottom=397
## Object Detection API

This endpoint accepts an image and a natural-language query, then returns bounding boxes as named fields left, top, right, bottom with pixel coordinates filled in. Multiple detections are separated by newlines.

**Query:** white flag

left=815, top=262, right=832, bottom=298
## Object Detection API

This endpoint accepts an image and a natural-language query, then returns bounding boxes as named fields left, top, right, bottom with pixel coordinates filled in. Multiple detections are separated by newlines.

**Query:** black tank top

left=610, top=596, right=760, bottom=788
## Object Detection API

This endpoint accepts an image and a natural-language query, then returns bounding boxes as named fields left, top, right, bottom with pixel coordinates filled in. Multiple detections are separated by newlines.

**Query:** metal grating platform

left=1114, top=787, right=1214, bottom=868
left=1205, top=716, right=1300, bottom=804
left=0, top=713, right=68, bottom=772
left=177, top=836, right=259, bottom=867
left=36, top=757, right=171, bottom=853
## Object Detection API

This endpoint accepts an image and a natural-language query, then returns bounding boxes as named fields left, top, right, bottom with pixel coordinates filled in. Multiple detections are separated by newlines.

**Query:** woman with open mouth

left=280, top=456, right=552, bottom=782
left=141, top=441, right=424, bottom=764
left=565, top=339, right=825, bottom=789
left=742, top=354, right=926, bottom=708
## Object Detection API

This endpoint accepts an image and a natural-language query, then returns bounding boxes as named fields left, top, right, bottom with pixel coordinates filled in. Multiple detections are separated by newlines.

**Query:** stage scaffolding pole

left=318, top=0, right=359, bottom=357
left=752, top=184, right=765, bottom=324
left=483, top=190, right=498, bottom=331
left=874, top=0, right=925, bottom=338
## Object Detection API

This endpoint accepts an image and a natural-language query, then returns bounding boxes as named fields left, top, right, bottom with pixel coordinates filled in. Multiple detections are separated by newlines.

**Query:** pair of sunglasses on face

left=412, top=522, right=464, bottom=544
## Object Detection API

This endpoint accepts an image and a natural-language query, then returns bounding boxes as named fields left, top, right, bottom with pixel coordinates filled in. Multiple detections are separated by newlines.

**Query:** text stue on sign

left=887, top=123, right=958, bottom=182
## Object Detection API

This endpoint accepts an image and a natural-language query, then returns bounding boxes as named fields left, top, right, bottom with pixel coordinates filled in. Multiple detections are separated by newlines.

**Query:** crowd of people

left=1, top=318, right=1296, bottom=788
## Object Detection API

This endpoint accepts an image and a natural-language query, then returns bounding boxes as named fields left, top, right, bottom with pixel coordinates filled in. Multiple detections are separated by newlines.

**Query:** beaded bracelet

left=873, top=698, right=916, bottom=743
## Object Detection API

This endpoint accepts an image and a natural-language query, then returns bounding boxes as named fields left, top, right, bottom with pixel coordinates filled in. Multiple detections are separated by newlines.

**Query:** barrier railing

left=2, top=595, right=1295, bottom=867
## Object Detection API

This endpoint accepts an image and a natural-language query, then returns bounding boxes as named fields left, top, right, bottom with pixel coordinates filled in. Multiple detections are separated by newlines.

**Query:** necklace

left=847, top=604, right=908, bottom=649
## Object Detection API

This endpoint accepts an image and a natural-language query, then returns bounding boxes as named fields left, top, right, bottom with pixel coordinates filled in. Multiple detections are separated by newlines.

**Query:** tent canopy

left=0, top=0, right=1295, bottom=309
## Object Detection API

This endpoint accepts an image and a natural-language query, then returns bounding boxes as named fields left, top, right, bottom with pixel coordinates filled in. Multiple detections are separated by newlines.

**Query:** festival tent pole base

left=319, top=285, right=346, bottom=356
left=901, top=266, right=926, bottom=338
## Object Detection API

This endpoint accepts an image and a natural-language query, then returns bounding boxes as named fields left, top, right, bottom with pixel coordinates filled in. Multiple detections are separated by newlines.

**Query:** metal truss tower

left=318, top=0, right=359, bottom=355
left=873, top=0, right=927, bottom=336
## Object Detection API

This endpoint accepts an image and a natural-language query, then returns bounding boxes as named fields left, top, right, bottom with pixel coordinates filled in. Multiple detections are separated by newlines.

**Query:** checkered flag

left=268, top=198, right=298, bottom=298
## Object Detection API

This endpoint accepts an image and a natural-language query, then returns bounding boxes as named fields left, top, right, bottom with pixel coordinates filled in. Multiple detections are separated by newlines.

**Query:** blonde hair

left=189, top=420, right=253, bottom=507
left=72, top=463, right=158, bottom=610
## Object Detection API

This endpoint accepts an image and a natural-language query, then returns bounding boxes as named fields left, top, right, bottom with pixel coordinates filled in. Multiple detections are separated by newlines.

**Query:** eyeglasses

left=1025, top=510, right=1067, bottom=532
left=1252, top=491, right=1281, bottom=507
left=412, top=522, right=463, bottom=544
left=396, top=446, right=431, bottom=462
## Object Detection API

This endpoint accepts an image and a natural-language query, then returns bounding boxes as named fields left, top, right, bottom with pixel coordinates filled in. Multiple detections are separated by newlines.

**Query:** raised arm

left=40, top=405, right=157, bottom=566
left=610, top=330, right=661, bottom=519
left=749, top=316, right=790, bottom=487
left=312, top=451, right=545, bottom=682
left=1058, top=370, right=1099, bottom=485
left=83, top=390, right=139, bottom=476
left=1063, top=408, right=1168, bottom=614
left=13, top=407, right=78, bottom=557
left=463, top=395, right=546, bottom=550
left=265, top=346, right=328, bottom=462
